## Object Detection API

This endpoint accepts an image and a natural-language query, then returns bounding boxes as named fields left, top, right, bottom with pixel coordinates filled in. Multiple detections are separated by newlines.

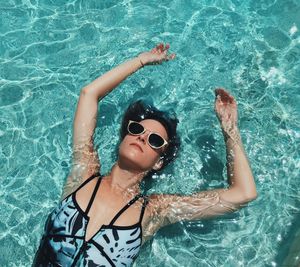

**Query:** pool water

left=1, top=0, right=299, bottom=266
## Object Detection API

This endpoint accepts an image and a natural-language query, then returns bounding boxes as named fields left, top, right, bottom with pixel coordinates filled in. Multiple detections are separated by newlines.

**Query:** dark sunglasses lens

left=149, top=133, right=164, bottom=148
left=128, top=122, right=144, bottom=134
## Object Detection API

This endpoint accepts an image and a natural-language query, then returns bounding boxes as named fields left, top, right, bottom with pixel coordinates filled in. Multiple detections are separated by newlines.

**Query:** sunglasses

left=127, top=120, right=169, bottom=149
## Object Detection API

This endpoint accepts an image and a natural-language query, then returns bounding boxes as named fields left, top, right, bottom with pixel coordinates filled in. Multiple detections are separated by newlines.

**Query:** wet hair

left=120, top=98, right=181, bottom=176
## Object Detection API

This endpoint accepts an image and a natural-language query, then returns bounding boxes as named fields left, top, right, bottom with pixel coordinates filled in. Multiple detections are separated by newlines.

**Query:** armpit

left=141, top=190, right=241, bottom=243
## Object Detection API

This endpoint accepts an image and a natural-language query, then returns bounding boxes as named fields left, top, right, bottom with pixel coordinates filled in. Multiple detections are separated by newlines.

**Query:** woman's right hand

left=137, top=43, right=176, bottom=66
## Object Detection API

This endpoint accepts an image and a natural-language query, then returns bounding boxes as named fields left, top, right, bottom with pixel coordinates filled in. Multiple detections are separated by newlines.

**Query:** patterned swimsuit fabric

left=33, top=172, right=148, bottom=267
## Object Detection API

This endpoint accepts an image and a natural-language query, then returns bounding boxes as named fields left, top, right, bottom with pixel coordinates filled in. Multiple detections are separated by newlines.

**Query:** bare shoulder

left=60, top=168, right=100, bottom=201
left=141, top=193, right=175, bottom=245
left=60, top=174, right=80, bottom=201
left=145, top=194, right=171, bottom=216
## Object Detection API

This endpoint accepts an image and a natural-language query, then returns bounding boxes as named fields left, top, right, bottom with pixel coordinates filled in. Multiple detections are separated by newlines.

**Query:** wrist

left=222, top=125, right=240, bottom=142
left=137, top=56, right=145, bottom=68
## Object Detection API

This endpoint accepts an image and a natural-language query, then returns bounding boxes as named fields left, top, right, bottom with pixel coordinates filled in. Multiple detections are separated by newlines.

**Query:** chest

left=74, top=179, right=147, bottom=242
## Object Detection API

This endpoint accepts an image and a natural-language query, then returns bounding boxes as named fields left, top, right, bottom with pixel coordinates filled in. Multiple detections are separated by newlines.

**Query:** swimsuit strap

left=85, top=173, right=103, bottom=215
left=109, top=194, right=144, bottom=226
left=73, top=172, right=101, bottom=194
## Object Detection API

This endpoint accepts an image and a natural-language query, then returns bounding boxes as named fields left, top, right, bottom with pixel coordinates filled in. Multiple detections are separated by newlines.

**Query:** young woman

left=33, top=43, right=257, bottom=267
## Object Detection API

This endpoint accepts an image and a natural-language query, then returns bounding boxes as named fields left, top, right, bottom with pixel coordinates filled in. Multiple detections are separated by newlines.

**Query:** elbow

left=241, top=191, right=258, bottom=203
left=81, top=86, right=103, bottom=100
left=81, top=86, right=90, bottom=95
left=81, top=87, right=100, bottom=100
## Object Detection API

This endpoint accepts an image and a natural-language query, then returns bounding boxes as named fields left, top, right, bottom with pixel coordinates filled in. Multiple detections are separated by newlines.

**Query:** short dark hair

left=120, top=98, right=180, bottom=176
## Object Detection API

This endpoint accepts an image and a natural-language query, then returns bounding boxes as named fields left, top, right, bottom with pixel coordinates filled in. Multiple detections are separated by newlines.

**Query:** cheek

left=119, top=136, right=160, bottom=162
left=119, top=137, right=129, bottom=154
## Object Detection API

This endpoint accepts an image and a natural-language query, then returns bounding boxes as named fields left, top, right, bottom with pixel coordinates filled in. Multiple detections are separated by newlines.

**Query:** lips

left=130, top=143, right=143, bottom=152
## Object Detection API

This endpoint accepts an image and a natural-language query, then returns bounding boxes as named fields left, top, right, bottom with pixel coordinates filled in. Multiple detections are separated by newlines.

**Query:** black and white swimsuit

left=33, top=172, right=148, bottom=267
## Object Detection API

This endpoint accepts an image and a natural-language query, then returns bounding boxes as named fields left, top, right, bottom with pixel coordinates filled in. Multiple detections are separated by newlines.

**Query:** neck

left=106, top=162, right=147, bottom=194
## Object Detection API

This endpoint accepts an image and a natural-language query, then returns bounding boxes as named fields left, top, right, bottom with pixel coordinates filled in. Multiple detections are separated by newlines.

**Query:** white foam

left=289, top=24, right=298, bottom=36
left=261, top=67, right=287, bottom=86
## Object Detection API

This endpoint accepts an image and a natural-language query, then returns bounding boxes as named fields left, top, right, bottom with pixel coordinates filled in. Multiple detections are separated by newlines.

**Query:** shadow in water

left=274, top=201, right=300, bottom=266
left=195, top=132, right=225, bottom=187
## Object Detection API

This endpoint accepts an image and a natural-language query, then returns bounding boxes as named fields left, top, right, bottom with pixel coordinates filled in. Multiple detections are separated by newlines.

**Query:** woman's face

left=118, top=119, right=169, bottom=172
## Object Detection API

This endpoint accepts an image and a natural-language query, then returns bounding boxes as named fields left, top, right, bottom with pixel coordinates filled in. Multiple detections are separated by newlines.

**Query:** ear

left=152, top=157, right=164, bottom=171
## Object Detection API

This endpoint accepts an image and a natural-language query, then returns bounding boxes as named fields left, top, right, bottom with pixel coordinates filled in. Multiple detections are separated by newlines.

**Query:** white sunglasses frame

left=127, top=120, right=169, bottom=149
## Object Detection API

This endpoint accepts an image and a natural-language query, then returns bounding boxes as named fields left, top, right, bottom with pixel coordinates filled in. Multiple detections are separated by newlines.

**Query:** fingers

left=157, top=43, right=163, bottom=52
left=157, top=43, right=167, bottom=53
left=214, top=88, right=236, bottom=104
left=149, top=42, right=176, bottom=65
left=153, top=43, right=171, bottom=54
left=167, top=53, right=176, bottom=60
left=151, top=43, right=163, bottom=53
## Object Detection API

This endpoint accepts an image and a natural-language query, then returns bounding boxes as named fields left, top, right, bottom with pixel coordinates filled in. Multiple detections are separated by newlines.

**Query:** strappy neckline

left=71, top=172, right=148, bottom=243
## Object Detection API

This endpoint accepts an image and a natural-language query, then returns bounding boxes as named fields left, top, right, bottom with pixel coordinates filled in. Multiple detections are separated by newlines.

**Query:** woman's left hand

left=214, top=88, right=239, bottom=141
left=138, top=43, right=176, bottom=66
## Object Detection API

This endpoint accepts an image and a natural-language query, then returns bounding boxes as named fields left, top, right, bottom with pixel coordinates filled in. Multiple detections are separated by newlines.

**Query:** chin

left=118, top=149, right=150, bottom=172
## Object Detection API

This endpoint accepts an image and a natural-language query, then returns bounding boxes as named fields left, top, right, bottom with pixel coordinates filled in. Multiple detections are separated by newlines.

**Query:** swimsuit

left=33, top=172, right=148, bottom=267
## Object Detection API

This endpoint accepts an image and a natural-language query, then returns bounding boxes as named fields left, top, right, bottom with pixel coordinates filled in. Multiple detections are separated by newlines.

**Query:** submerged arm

left=144, top=89, right=257, bottom=234
left=81, top=57, right=143, bottom=100
left=82, top=43, right=175, bottom=100
left=150, top=128, right=257, bottom=228
left=62, top=43, right=175, bottom=200
left=213, top=88, right=257, bottom=203
left=62, top=55, right=143, bottom=200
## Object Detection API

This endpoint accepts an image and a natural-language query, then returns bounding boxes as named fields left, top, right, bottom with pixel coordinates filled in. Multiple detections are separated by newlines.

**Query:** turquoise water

left=1, top=0, right=299, bottom=266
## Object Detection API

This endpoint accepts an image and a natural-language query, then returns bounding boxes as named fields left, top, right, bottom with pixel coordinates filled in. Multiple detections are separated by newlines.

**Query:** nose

left=136, top=130, right=149, bottom=144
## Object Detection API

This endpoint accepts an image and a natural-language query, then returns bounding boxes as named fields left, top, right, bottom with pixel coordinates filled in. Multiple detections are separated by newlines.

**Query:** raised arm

left=143, top=89, right=257, bottom=238
left=61, top=43, right=176, bottom=200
